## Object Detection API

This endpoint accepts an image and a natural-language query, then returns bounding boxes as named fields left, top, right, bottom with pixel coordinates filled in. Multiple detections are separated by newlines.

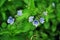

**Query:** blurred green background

left=0, top=0, right=60, bottom=40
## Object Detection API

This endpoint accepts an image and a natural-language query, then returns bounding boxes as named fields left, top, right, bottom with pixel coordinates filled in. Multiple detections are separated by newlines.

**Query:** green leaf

left=46, top=5, right=53, bottom=13
left=23, top=21, right=32, bottom=32
left=56, top=4, right=60, bottom=22
left=24, top=0, right=29, bottom=4
left=41, top=32, right=48, bottom=39
left=7, top=24, right=17, bottom=31
left=13, top=0, right=23, bottom=7
left=44, top=22, right=50, bottom=29
left=51, top=25, right=56, bottom=32
left=0, top=0, right=6, bottom=7
left=28, top=31, right=33, bottom=38
left=1, top=12, right=7, bottom=21
left=1, top=22, right=7, bottom=28
left=45, top=15, right=49, bottom=22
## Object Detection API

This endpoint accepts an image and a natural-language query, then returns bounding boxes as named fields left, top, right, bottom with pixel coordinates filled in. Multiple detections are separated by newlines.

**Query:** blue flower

left=29, top=16, right=34, bottom=22
left=17, top=10, right=22, bottom=16
left=40, top=18, right=45, bottom=24
left=33, top=20, right=39, bottom=27
left=7, top=16, right=14, bottom=24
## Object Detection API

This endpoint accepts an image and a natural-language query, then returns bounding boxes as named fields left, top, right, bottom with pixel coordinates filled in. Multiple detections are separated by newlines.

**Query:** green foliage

left=44, top=22, right=50, bottom=29
left=0, top=0, right=6, bottom=7
left=1, top=22, right=7, bottom=28
left=0, top=0, right=60, bottom=40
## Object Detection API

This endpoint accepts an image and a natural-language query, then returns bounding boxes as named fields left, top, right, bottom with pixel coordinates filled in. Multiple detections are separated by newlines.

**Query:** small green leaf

left=1, top=22, right=7, bottom=28
left=44, top=22, right=50, bottom=29
left=24, top=0, right=29, bottom=4
left=28, top=31, right=33, bottom=38
left=1, top=12, right=7, bottom=21
left=51, top=25, right=56, bottom=32
left=41, top=32, right=48, bottom=39
left=23, top=22, right=32, bottom=32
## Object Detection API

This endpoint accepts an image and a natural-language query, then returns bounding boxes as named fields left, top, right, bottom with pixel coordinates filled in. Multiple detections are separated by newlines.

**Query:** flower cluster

left=7, top=10, right=23, bottom=24
left=7, top=9, right=46, bottom=25
left=28, top=16, right=45, bottom=27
